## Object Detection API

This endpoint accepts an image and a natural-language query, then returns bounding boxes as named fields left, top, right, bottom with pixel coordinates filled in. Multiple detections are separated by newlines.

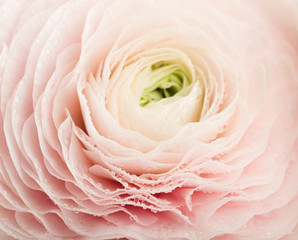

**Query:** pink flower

left=0, top=0, right=297, bottom=239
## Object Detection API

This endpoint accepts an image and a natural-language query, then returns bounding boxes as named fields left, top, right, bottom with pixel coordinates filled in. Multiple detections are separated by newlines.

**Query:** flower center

left=140, top=61, right=192, bottom=107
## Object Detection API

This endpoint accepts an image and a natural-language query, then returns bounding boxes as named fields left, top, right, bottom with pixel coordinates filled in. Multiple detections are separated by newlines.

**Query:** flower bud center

left=140, top=61, right=192, bottom=107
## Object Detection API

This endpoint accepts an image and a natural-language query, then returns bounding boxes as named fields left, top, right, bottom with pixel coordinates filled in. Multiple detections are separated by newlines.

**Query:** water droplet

left=184, top=233, right=190, bottom=238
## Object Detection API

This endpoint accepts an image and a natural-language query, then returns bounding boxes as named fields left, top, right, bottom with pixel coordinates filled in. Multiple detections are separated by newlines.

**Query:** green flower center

left=140, top=61, right=192, bottom=107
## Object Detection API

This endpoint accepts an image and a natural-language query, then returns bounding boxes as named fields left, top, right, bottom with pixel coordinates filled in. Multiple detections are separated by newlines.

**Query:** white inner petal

left=138, top=80, right=203, bottom=125
left=111, top=47, right=205, bottom=141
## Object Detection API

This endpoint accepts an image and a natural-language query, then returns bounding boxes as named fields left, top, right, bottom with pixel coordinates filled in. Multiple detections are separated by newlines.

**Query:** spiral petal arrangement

left=0, top=0, right=297, bottom=239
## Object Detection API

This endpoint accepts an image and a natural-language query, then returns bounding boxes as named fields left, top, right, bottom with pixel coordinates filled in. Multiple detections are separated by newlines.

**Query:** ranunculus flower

left=0, top=0, right=297, bottom=239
